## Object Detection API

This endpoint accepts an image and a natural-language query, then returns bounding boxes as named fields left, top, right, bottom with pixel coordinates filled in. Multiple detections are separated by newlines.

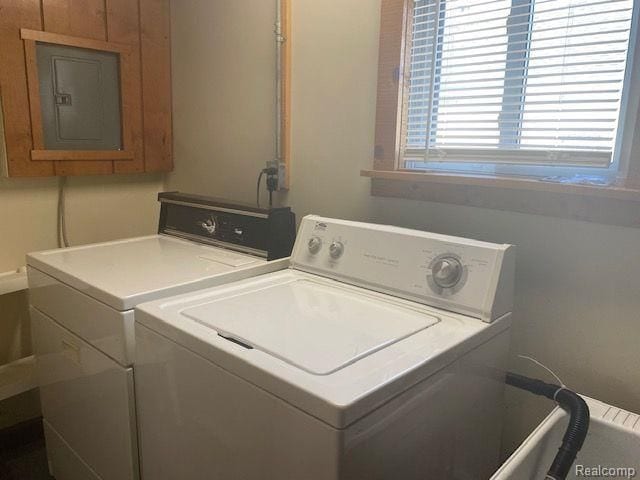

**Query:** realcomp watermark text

left=575, top=464, right=637, bottom=478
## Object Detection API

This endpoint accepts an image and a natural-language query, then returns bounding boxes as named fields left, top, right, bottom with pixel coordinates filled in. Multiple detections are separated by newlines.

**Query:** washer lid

left=182, top=278, right=439, bottom=375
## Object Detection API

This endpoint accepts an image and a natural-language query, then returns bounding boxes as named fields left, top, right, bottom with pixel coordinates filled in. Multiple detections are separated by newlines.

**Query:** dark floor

left=0, top=418, right=53, bottom=480
left=0, top=439, right=52, bottom=480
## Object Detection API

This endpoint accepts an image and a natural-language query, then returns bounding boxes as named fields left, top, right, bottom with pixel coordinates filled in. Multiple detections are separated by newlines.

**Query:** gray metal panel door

left=37, top=43, right=122, bottom=150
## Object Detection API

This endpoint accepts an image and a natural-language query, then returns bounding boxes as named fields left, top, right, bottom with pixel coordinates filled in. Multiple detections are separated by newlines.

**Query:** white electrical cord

left=517, top=354, right=566, bottom=388
left=57, top=176, right=70, bottom=248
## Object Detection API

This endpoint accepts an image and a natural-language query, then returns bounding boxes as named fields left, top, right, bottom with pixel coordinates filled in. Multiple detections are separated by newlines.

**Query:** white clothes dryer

left=28, top=192, right=296, bottom=480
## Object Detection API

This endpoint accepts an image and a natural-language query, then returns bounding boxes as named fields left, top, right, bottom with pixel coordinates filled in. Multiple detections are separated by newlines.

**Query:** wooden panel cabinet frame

left=0, top=0, right=53, bottom=177
left=20, top=28, right=134, bottom=162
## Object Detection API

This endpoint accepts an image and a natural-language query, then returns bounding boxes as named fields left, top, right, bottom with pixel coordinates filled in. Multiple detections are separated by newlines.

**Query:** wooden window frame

left=21, top=28, right=134, bottom=162
left=362, top=0, right=640, bottom=227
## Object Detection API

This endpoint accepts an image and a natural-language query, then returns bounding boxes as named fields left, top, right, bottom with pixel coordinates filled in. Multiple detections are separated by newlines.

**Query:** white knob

left=432, top=257, right=462, bottom=289
left=201, top=216, right=216, bottom=235
left=329, top=241, right=344, bottom=259
left=308, top=236, right=322, bottom=254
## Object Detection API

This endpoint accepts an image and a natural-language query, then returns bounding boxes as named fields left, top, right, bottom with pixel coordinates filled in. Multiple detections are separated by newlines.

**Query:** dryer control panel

left=157, top=192, right=296, bottom=260
left=291, top=215, right=515, bottom=322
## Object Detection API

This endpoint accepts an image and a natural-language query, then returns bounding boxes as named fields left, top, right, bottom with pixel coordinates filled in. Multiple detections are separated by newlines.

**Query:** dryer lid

left=182, top=277, right=440, bottom=375
left=27, top=235, right=268, bottom=310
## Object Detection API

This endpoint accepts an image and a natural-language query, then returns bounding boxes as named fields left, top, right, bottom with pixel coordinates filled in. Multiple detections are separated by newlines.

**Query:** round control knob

left=329, top=241, right=344, bottom=259
left=431, top=257, right=463, bottom=289
left=308, top=236, right=322, bottom=254
left=201, top=216, right=217, bottom=235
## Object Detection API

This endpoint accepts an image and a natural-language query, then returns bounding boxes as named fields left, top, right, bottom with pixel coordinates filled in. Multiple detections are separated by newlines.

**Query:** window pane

left=433, top=0, right=511, bottom=148
left=404, top=0, right=635, bottom=171
left=520, top=0, right=633, bottom=153
left=406, top=0, right=438, bottom=149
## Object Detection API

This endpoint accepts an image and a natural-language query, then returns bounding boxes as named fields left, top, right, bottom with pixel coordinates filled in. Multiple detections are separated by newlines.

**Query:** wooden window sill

left=361, top=169, right=640, bottom=201
left=361, top=169, right=640, bottom=227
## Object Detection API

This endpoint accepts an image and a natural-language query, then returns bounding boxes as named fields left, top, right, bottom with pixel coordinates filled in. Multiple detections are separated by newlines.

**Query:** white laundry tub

left=492, top=397, right=640, bottom=480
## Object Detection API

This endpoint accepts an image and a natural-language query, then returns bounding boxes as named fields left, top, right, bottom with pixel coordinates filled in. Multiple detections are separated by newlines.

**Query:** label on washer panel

left=292, top=215, right=513, bottom=321
left=363, top=252, right=400, bottom=268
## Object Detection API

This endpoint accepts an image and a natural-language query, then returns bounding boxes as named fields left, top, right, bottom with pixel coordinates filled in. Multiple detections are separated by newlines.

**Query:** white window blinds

left=405, top=0, right=635, bottom=168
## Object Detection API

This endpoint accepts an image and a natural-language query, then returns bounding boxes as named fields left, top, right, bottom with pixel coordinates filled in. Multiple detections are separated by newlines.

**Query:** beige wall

left=167, top=0, right=277, bottom=204
left=171, top=0, right=640, bottom=455
left=281, top=0, right=378, bottom=221
left=0, top=174, right=163, bottom=273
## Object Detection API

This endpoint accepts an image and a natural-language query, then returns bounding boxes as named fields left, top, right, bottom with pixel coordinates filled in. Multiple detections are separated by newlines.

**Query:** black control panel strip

left=157, top=192, right=296, bottom=261
left=158, top=192, right=285, bottom=216
left=160, top=198, right=268, bottom=219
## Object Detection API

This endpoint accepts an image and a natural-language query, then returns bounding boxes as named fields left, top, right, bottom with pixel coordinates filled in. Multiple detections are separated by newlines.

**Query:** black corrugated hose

left=505, top=372, right=590, bottom=480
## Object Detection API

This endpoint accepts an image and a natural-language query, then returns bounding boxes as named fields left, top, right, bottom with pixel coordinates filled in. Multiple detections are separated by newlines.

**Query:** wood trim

left=139, top=0, right=173, bottom=172
left=23, top=39, right=44, bottom=150
left=41, top=0, right=108, bottom=38
left=280, top=0, right=291, bottom=189
left=2, top=0, right=171, bottom=177
left=361, top=169, right=640, bottom=202
left=20, top=28, right=132, bottom=54
left=108, top=0, right=145, bottom=174
left=31, top=149, right=133, bottom=161
left=0, top=0, right=54, bottom=177
left=373, top=0, right=411, bottom=171
left=119, top=53, right=133, bottom=158
left=116, top=47, right=134, bottom=165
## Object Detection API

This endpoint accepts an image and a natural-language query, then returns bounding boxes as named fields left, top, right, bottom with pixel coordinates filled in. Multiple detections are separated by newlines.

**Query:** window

left=401, top=0, right=637, bottom=180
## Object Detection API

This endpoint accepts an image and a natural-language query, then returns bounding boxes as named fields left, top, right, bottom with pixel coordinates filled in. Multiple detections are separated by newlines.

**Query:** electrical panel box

left=0, top=0, right=172, bottom=177
left=36, top=43, right=122, bottom=151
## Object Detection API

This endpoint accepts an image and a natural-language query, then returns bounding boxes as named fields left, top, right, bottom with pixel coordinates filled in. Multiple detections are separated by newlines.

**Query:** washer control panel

left=291, top=215, right=515, bottom=322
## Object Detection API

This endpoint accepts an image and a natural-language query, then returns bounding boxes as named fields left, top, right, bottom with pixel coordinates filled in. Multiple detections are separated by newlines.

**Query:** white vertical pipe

left=275, top=0, right=283, bottom=165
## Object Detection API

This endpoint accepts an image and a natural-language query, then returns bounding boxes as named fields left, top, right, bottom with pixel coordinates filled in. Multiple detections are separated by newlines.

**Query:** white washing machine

left=134, top=215, right=515, bottom=480
left=27, top=192, right=296, bottom=480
